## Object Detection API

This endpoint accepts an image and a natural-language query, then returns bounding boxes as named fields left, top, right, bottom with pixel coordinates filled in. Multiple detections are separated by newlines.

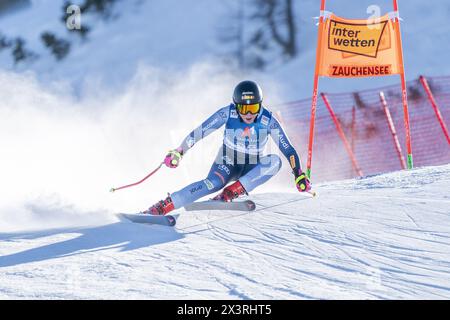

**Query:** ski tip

left=246, top=200, right=256, bottom=211
left=166, top=215, right=177, bottom=227
left=116, top=213, right=127, bottom=222
left=116, top=212, right=177, bottom=227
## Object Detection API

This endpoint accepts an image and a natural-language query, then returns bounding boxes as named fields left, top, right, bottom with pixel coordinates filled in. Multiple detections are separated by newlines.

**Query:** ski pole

left=110, top=162, right=164, bottom=193
left=308, top=190, right=317, bottom=197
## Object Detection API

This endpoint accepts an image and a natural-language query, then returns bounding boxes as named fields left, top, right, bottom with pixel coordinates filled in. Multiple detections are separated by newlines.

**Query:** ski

left=184, top=199, right=256, bottom=212
left=117, top=212, right=177, bottom=226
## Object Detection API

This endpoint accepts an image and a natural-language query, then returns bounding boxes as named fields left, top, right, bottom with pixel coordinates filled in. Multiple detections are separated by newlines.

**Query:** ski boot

left=213, top=180, right=247, bottom=202
left=143, top=194, right=175, bottom=215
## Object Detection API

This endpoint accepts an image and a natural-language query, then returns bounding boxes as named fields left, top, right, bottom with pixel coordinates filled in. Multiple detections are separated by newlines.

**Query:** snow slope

left=1, top=164, right=449, bottom=299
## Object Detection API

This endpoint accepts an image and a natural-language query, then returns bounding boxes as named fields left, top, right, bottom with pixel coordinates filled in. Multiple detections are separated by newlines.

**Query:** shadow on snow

left=0, top=221, right=183, bottom=268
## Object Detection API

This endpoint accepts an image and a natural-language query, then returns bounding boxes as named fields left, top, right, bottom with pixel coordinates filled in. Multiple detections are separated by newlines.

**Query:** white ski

left=184, top=200, right=256, bottom=212
left=117, top=213, right=177, bottom=226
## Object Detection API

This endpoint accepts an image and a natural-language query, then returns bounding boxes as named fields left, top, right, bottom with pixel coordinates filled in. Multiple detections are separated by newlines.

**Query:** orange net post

left=393, top=0, right=414, bottom=169
left=306, top=0, right=327, bottom=179
left=379, top=91, right=407, bottom=169
left=419, top=75, right=450, bottom=145
left=321, top=93, right=364, bottom=177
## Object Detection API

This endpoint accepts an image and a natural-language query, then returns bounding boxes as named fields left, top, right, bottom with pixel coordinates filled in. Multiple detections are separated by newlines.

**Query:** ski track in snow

left=1, top=165, right=450, bottom=299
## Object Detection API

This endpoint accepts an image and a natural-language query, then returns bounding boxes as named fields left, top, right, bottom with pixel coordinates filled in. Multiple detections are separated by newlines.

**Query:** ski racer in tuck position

left=145, top=80, right=312, bottom=215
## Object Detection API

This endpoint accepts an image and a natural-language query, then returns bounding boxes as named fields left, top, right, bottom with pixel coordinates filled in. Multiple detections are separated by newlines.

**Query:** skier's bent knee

left=263, top=154, right=282, bottom=174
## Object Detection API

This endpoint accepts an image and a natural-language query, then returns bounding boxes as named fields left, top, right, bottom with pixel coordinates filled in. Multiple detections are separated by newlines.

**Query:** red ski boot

left=213, top=180, right=247, bottom=202
left=143, top=195, right=175, bottom=215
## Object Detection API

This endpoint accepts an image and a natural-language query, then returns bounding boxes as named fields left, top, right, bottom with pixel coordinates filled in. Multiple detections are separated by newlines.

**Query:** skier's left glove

left=294, top=170, right=311, bottom=192
left=164, top=147, right=183, bottom=168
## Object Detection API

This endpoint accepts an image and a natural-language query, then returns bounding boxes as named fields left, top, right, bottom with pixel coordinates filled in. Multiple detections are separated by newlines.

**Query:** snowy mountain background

left=1, top=0, right=450, bottom=99
left=1, top=0, right=450, bottom=299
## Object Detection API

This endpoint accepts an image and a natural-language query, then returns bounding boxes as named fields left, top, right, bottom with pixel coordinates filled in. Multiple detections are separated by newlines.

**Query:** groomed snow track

left=1, top=165, right=450, bottom=299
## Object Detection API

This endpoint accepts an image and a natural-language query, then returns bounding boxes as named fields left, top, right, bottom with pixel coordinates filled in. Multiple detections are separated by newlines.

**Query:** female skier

left=145, top=80, right=311, bottom=215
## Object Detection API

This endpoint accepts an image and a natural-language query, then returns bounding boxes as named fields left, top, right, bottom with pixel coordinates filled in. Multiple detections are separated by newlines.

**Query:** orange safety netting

left=276, top=75, right=450, bottom=182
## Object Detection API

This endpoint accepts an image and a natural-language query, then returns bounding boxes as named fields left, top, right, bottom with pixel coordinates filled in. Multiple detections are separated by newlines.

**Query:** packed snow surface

left=1, top=164, right=449, bottom=299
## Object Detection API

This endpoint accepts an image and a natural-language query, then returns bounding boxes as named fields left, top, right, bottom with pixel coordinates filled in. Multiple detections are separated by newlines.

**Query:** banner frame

left=306, top=0, right=414, bottom=179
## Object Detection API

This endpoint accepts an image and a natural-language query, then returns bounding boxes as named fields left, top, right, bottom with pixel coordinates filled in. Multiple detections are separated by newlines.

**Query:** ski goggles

left=236, top=103, right=261, bottom=115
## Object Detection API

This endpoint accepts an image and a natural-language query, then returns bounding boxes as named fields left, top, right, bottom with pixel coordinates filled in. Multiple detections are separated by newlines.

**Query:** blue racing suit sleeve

left=268, top=115, right=303, bottom=174
left=179, top=106, right=229, bottom=153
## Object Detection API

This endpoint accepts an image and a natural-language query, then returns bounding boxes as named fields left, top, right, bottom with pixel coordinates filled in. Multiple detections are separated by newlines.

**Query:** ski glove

left=164, top=147, right=183, bottom=168
left=295, top=170, right=311, bottom=192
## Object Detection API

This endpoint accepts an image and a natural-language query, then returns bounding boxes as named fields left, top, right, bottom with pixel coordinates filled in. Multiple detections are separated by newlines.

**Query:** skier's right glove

left=164, top=147, right=183, bottom=168
left=294, top=170, right=311, bottom=192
